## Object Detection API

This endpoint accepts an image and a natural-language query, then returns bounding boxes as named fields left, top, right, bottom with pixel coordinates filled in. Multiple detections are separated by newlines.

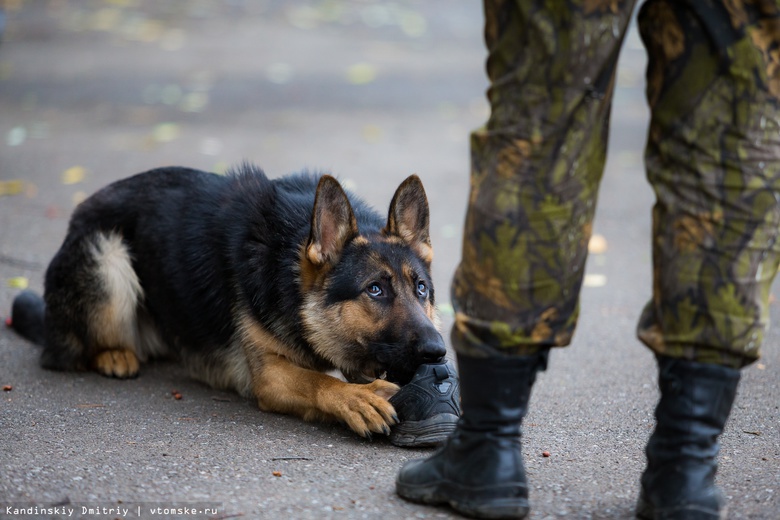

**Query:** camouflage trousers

left=452, top=0, right=780, bottom=368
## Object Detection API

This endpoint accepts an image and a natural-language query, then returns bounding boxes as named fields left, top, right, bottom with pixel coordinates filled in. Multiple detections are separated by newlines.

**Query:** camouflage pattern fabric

left=452, top=0, right=780, bottom=368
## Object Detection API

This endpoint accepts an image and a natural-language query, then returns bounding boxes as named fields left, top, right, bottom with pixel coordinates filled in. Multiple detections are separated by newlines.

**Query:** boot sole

left=389, top=413, right=459, bottom=448
left=636, top=493, right=728, bottom=520
left=397, top=479, right=529, bottom=519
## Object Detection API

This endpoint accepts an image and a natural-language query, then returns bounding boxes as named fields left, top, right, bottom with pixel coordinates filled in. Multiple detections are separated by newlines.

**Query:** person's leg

left=396, top=1, right=637, bottom=517
left=453, top=0, right=637, bottom=359
left=636, top=1, right=780, bottom=517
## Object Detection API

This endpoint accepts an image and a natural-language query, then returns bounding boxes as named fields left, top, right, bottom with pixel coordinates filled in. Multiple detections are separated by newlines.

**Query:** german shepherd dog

left=10, top=164, right=447, bottom=438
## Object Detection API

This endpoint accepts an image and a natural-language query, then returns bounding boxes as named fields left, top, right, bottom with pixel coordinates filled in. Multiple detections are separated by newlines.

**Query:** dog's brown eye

left=417, top=281, right=428, bottom=298
left=366, top=283, right=384, bottom=298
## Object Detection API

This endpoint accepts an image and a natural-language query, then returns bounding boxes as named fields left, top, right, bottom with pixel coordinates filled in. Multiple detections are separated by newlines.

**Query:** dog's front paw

left=321, top=379, right=400, bottom=438
left=92, top=349, right=139, bottom=378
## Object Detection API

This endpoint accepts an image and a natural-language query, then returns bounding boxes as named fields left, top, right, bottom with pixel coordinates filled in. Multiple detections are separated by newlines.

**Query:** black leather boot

left=396, top=350, right=548, bottom=519
left=636, top=355, right=741, bottom=520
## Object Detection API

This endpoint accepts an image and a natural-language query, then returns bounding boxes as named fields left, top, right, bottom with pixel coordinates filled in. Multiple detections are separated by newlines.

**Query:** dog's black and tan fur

left=11, top=164, right=446, bottom=437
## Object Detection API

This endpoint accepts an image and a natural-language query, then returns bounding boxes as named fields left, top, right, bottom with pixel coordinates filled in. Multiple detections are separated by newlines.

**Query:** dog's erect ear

left=306, top=175, right=359, bottom=266
left=384, top=174, right=433, bottom=263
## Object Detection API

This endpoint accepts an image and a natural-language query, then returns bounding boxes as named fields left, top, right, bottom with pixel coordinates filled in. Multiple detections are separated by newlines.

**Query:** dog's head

left=299, top=175, right=446, bottom=385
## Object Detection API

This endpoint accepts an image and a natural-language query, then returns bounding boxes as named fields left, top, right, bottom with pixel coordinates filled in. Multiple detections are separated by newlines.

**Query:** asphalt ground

left=0, top=1, right=778, bottom=519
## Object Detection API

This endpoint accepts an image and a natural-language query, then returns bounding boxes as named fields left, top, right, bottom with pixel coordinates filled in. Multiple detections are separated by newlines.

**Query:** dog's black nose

left=418, top=332, right=447, bottom=364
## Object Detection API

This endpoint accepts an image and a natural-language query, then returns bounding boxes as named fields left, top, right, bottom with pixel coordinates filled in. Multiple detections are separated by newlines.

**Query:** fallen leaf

left=45, top=205, right=61, bottom=219
left=7, top=277, right=29, bottom=289
left=153, top=123, right=180, bottom=143
left=72, top=191, right=88, bottom=206
left=272, top=471, right=282, bottom=477
left=61, top=166, right=87, bottom=185
left=136, top=20, right=165, bottom=43
left=361, top=124, right=382, bottom=143
left=588, top=234, right=608, bottom=254
left=2, top=385, right=12, bottom=392
left=180, top=92, right=208, bottom=113
left=89, top=7, right=121, bottom=32
left=6, top=127, right=26, bottom=146
left=542, top=451, right=551, bottom=457
left=399, top=11, right=427, bottom=37
left=0, top=180, right=24, bottom=196
left=286, top=5, right=320, bottom=30
left=583, top=273, right=607, bottom=288
left=346, top=63, right=377, bottom=85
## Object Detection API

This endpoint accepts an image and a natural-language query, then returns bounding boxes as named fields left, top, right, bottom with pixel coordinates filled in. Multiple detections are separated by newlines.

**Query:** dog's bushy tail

left=10, top=290, right=46, bottom=345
